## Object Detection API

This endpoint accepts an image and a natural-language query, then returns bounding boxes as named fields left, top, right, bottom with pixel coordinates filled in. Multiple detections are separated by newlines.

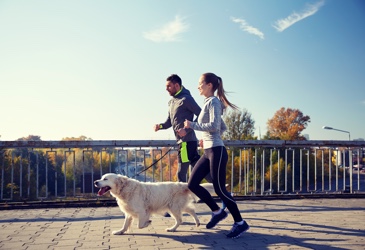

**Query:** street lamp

left=322, top=126, right=351, bottom=140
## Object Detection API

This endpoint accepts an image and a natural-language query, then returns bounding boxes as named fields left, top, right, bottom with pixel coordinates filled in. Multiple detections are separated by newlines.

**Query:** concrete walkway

left=0, top=198, right=364, bottom=249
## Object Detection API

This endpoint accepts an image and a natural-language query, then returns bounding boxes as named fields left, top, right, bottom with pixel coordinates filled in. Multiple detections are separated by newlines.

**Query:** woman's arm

left=188, top=98, right=222, bottom=132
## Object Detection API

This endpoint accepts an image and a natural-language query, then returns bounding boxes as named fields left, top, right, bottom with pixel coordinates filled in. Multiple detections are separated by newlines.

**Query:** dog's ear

left=114, top=174, right=124, bottom=191
left=117, top=175, right=124, bottom=183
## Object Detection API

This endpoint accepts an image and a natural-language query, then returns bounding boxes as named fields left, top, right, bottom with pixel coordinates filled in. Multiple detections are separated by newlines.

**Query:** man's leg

left=177, top=162, right=189, bottom=182
left=186, top=141, right=213, bottom=183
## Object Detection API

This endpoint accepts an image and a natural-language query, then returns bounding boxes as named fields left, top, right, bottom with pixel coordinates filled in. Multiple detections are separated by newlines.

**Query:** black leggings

left=177, top=141, right=213, bottom=183
left=188, top=146, right=243, bottom=222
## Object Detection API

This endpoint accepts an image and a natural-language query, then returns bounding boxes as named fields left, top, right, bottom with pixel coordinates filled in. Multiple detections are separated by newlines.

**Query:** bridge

left=0, top=140, right=364, bottom=249
left=1, top=140, right=364, bottom=203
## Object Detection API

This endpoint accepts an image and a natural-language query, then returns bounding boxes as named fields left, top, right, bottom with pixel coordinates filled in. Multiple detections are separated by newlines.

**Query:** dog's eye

left=104, top=178, right=108, bottom=181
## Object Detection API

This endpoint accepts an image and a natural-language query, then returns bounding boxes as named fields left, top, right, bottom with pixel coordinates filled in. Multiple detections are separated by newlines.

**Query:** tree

left=222, top=109, right=256, bottom=140
left=220, top=109, right=255, bottom=193
left=62, top=135, right=91, bottom=141
left=266, top=107, right=310, bottom=140
left=17, top=135, right=42, bottom=141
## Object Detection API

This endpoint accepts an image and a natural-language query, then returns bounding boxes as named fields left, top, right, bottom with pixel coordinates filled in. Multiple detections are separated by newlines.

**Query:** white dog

left=94, top=173, right=215, bottom=235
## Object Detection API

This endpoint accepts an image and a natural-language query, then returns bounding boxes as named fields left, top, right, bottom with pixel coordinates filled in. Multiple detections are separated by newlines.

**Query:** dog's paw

left=166, top=227, right=177, bottom=232
left=112, top=230, right=125, bottom=235
left=140, top=220, right=152, bottom=229
left=146, top=220, right=152, bottom=226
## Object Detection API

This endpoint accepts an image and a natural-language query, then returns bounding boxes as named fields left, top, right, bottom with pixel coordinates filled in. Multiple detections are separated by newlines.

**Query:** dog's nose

left=94, top=180, right=99, bottom=185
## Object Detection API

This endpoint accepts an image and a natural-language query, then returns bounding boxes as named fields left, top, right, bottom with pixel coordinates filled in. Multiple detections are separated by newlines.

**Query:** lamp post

left=322, top=126, right=351, bottom=140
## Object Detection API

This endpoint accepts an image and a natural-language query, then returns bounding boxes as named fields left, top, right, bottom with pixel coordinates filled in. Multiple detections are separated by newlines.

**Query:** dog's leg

left=166, top=210, right=182, bottom=232
left=183, top=206, right=200, bottom=227
left=112, top=214, right=133, bottom=235
left=138, top=212, right=152, bottom=229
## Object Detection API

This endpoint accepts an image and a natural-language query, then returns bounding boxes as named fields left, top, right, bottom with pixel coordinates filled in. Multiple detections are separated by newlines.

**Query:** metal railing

left=0, top=140, right=364, bottom=202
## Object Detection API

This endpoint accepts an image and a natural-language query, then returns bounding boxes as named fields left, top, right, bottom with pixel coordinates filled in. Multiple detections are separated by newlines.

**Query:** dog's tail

left=189, top=192, right=200, bottom=203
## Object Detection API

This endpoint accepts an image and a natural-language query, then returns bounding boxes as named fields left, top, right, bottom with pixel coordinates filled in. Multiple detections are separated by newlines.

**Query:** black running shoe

left=206, top=210, right=228, bottom=229
left=226, top=221, right=250, bottom=238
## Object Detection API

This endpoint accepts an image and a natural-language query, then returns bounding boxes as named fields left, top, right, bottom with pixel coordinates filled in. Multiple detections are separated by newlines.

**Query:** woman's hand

left=176, top=128, right=186, bottom=137
left=184, top=119, right=191, bottom=129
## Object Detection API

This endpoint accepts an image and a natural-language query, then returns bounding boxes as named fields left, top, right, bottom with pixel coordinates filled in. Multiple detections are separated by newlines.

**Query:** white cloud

left=273, top=0, right=325, bottom=32
left=231, top=17, right=264, bottom=40
left=143, top=16, right=189, bottom=42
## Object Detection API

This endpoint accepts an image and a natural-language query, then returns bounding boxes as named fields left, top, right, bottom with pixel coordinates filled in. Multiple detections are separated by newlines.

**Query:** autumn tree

left=266, top=107, right=310, bottom=140
left=264, top=108, right=311, bottom=193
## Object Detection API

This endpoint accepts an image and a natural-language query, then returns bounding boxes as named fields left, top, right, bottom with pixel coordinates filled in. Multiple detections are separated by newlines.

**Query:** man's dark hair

left=166, top=74, right=182, bottom=86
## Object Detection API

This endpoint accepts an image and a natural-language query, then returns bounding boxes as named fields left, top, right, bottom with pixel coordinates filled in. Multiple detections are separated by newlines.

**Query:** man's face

left=166, top=81, right=180, bottom=96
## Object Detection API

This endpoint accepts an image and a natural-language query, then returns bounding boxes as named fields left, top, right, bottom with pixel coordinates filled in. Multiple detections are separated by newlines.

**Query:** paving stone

left=0, top=198, right=364, bottom=249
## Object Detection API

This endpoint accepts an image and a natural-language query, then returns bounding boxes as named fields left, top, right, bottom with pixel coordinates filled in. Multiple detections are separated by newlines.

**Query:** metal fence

left=0, top=140, right=364, bottom=202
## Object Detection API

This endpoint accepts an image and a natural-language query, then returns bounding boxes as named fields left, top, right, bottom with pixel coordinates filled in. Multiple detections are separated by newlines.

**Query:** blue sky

left=0, top=0, right=364, bottom=141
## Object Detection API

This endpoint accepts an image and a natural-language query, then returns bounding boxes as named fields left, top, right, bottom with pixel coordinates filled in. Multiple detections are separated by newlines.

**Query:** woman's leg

left=209, top=146, right=243, bottom=223
left=187, top=141, right=213, bottom=183
left=188, top=153, right=220, bottom=212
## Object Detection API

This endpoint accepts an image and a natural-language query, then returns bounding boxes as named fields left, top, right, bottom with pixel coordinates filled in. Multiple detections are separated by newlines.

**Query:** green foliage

left=222, top=109, right=256, bottom=140
left=62, top=135, right=92, bottom=141
left=17, top=135, right=42, bottom=141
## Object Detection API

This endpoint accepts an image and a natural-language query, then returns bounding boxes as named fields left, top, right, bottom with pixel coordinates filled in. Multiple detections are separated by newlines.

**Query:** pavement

left=0, top=198, right=364, bottom=250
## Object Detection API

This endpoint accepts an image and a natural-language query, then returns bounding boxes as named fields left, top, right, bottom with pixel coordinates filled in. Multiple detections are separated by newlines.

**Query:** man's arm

left=155, top=113, right=172, bottom=131
left=187, top=96, right=201, bottom=121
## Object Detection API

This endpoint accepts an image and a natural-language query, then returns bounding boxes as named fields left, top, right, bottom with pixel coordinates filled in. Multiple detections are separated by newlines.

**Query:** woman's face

left=198, top=75, right=212, bottom=97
